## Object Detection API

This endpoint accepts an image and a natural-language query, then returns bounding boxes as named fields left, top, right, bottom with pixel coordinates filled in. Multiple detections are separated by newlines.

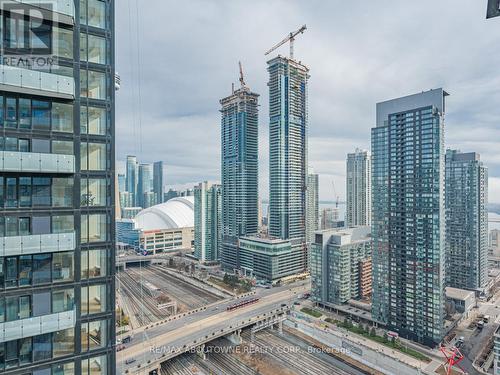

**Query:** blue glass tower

left=372, top=89, right=447, bottom=346
left=220, top=84, right=259, bottom=270
left=267, top=56, right=309, bottom=273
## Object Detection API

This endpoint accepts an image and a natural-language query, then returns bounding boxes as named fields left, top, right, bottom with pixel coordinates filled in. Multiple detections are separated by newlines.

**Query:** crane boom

left=265, top=24, right=307, bottom=60
left=238, top=61, right=245, bottom=87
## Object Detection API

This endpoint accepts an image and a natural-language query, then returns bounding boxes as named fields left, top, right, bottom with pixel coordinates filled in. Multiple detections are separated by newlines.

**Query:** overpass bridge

left=115, top=284, right=307, bottom=375
left=116, top=253, right=173, bottom=269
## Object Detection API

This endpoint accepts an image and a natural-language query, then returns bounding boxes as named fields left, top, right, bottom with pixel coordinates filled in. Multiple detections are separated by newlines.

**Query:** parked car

left=125, top=358, right=136, bottom=365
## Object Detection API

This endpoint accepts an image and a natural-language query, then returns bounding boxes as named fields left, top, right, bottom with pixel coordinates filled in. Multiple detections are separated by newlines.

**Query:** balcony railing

left=11, top=0, right=75, bottom=19
left=0, top=231, right=75, bottom=257
left=0, top=309, right=75, bottom=343
left=0, top=151, right=75, bottom=173
left=0, top=65, right=75, bottom=99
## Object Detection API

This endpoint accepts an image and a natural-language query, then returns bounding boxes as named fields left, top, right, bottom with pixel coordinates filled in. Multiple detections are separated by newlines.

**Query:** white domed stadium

left=130, top=196, right=195, bottom=253
left=135, top=196, right=194, bottom=230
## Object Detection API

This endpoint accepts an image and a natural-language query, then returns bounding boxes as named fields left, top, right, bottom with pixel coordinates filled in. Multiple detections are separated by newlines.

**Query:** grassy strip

left=300, top=307, right=323, bottom=318
left=324, top=318, right=430, bottom=362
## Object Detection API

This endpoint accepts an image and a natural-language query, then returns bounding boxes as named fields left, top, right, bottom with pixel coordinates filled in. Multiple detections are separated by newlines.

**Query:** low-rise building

left=237, top=236, right=304, bottom=282
left=445, top=287, right=475, bottom=318
left=311, top=226, right=372, bottom=305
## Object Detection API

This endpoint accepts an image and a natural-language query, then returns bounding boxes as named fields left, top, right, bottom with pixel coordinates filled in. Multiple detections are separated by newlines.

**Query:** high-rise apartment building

left=137, top=163, right=152, bottom=208
left=445, top=150, right=488, bottom=289
left=0, top=1, right=115, bottom=374
left=117, top=173, right=126, bottom=193
left=346, top=149, right=371, bottom=227
left=371, top=89, right=447, bottom=345
left=219, top=83, right=259, bottom=271
left=306, top=172, right=319, bottom=243
left=153, top=161, right=164, bottom=205
left=267, top=56, right=309, bottom=273
left=311, top=227, right=372, bottom=305
left=125, top=155, right=138, bottom=205
left=194, top=182, right=222, bottom=263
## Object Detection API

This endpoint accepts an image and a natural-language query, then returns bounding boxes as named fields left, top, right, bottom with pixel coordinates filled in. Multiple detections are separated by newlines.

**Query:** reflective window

left=81, top=354, right=107, bottom=375
left=19, top=98, right=31, bottom=129
left=52, top=252, right=74, bottom=282
left=82, top=178, right=106, bottom=206
left=5, top=97, right=17, bottom=127
left=55, top=27, right=74, bottom=59
left=33, top=254, right=51, bottom=284
left=32, top=100, right=51, bottom=130
left=53, top=361, right=75, bottom=375
left=52, top=178, right=74, bottom=207
left=52, top=140, right=74, bottom=155
left=33, top=333, right=52, bottom=362
left=53, top=328, right=75, bottom=358
left=81, top=142, right=107, bottom=171
left=82, top=249, right=107, bottom=279
left=52, top=215, right=74, bottom=234
left=19, top=177, right=32, bottom=207
left=81, top=214, right=107, bottom=243
left=33, top=178, right=51, bottom=207
left=81, top=70, right=107, bottom=100
left=81, top=0, right=106, bottom=29
left=52, top=103, right=74, bottom=133
left=81, top=284, right=107, bottom=315
left=81, top=33, right=106, bottom=64
left=52, top=289, right=75, bottom=313
left=81, top=106, right=107, bottom=135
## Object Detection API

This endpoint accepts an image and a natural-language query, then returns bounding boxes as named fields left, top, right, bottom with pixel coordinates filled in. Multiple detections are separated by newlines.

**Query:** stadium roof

left=134, top=196, right=194, bottom=230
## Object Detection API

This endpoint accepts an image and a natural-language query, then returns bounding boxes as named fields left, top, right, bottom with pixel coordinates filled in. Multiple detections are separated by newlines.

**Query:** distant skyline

left=116, top=0, right=500, bottom=202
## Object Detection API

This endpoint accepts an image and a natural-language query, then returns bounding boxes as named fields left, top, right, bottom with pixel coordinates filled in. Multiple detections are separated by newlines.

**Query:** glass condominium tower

left=267, top=56, right=309, bottom=272
left=0, top=1, right=116, bottom=375
left=125, top=155, right=137, bottom=206
left=346, top=149, right=371, bottom=227
left=219, top=84, right=259, bottom=271
left=371, top=89, right=447, bottom=346
left=445, top=150, right=488, bottom=289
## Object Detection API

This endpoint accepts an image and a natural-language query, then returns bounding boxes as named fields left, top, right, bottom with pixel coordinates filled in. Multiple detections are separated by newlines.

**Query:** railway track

left=142, top=265, right=222, bottom=309
left=161, top=354, right=199, bottom=375
left=241, top=330, right=353, bottom=375
left=117, top=269, right=167, bottom=327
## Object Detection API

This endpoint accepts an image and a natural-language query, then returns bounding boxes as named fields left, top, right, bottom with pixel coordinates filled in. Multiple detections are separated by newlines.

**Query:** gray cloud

left=116, top=0, right=500, bottom=202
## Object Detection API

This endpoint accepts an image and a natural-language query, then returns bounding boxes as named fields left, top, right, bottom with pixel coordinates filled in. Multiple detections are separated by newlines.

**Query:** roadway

left=115, top=281, right=309, bottom=373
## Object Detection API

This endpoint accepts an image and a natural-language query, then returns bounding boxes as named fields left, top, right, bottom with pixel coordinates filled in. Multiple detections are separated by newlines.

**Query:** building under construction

left=267, top=26, right=310, bottom=274
left=220, top=64, right=260, bottom=272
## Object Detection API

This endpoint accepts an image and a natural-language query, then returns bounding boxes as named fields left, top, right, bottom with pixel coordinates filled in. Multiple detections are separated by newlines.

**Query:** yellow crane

left=264, top=24, right=307, bottom=60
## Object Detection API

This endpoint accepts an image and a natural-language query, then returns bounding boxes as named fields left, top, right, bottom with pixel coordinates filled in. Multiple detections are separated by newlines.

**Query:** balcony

left=0, top=151, right=75, bottom=173
left=0, top=309, right=75, bottom=343
left=0, top=65, right=74, bottom=99
left=0, top=232, right=75, bottom=257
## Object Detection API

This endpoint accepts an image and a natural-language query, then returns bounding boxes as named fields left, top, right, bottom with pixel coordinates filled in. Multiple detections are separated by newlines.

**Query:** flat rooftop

left=445, top=286, right=475, bottom=301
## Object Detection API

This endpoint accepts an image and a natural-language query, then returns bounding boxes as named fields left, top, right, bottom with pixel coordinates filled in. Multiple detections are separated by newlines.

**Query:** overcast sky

left=115, top=0, right=500, bottom=203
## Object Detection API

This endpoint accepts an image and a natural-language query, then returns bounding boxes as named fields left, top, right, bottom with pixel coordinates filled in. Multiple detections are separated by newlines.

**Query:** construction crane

left=238, top=61, right=246, bottom=87
left=264, top=24, right=307, bottom=60
left=332, top=181, right=339, bottom=209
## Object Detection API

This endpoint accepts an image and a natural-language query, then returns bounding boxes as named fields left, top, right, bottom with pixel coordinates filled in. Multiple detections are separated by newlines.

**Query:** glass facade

left=371, top=89, right=447, bottom=346
left=0, top=1, right=115, bottom=374
left=445, top=150, right=488, bottom=289
left=194, top=182, right=222, bottom=263
left=219, top=85, right=259, bottom=271
left=267, top=56, right=309, bottom=273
